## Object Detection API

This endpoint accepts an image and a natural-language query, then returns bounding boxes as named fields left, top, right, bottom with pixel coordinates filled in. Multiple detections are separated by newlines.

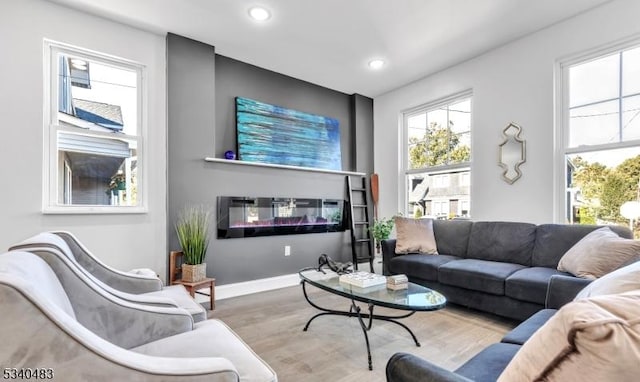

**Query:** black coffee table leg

left=301, top=280, right=420, bottom=370
left=350, top=300, right=373, bottom=370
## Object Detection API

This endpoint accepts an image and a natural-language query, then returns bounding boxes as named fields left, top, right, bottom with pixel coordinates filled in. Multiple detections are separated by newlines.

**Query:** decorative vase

left=182, top=263, right=206, bottom=282
left=224, top=150, right=236, bottom=160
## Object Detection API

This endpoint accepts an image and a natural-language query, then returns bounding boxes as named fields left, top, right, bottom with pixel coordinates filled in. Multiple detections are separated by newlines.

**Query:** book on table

left=339, top=271, right=387, bottom=288
left=386, top=282, right=408, bottom=291
left=387, top=274, right=408, bottom=285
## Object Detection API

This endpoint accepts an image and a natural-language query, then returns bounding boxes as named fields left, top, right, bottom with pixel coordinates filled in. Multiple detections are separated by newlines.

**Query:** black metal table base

left=301, top=280, right=420, bottom=370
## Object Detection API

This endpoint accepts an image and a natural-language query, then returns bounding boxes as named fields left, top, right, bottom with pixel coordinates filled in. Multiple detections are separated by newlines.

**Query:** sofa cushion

left=433, top=219, right=474, bottom=257
left=455, top=343, right=520, bottom=382
left=438, top=259, right=526, bottom=295
left=575, top=260, right=640, bottom=299
left=498, top=291, right=640, bottom=382
left=532, top=224, right=633, bottom=268
left=466, top=222, right=536, bottom=266
left=501, top=309, right=556, bottom=345
left=388, top=254, right=461, bottom=281
left=557, top=227, right=640, bottom=279
left=394, top=217, right=438, bottom=254
left=505, top=267, right=570, bottom=305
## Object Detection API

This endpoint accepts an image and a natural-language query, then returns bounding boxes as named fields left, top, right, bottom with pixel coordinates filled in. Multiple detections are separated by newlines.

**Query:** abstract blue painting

left=236, top=97, right=342, bottom=171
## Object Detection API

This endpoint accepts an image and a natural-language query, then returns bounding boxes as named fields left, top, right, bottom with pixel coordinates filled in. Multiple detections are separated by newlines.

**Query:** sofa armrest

left=381, top=239, right=399, bottom=276
left=545, top=274, right=592, bottom=309
left=386, top=353, right=473, bottom=382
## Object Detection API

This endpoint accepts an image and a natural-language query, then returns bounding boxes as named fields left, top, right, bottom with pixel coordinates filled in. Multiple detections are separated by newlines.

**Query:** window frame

left=43, top=40, right=148, bottom=214
left=554, top=37, right=640, bottom=222
left=400, top=90, right=473, bottom=216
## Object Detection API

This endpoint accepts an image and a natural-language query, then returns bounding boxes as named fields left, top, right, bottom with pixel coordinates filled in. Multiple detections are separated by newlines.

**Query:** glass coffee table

left=299, top=269, right=447, bottom=370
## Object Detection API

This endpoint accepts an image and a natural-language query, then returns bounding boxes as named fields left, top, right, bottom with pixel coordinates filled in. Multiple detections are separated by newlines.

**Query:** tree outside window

left=561, top=43, right=640, bottom=237
left=404, top=94, right=472, bottom=219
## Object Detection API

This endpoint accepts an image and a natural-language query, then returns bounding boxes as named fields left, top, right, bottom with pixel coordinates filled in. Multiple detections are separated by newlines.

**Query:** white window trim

left=42, top=39, right=148, bottom=214
left=399, top=89, right=473, bottom=214
left=553, top=34, right=640, bottom=222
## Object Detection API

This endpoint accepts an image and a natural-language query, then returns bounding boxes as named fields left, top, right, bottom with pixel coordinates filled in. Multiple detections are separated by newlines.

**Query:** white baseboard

left=193, top=273, right=300, bottom=303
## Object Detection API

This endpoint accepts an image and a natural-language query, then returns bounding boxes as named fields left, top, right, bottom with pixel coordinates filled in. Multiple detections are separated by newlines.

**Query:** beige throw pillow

left=394, top=217, right=438, bottom=254
left=575, top=260, right=640, bottom=299
left=498, top=291, right=640, bottom=382
left=557, top=227, right=640, bottom=279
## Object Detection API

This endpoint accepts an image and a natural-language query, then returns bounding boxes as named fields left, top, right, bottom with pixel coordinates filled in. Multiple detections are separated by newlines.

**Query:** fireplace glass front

left=217, top=196, right=346, bottom=239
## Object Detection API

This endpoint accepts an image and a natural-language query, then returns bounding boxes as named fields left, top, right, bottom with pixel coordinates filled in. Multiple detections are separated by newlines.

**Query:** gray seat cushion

left=505, top=267, right=570, bottom=304
left=438, top=259, right=526, bottom=295
left=501, top=309, right=557, bottom=345
left=132, top=319, right=277, bottom=382
left=454, top=343, right=520, bottom=382
left=389, top=254, right=461, bottom=281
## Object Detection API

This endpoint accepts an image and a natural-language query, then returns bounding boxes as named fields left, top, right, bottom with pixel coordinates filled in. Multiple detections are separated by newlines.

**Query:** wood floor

left=209, top=284, right=517, bottom=382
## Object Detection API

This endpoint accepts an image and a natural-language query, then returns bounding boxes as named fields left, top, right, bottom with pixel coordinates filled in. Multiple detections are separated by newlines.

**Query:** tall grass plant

left=175, top=206, right=211, bottom=265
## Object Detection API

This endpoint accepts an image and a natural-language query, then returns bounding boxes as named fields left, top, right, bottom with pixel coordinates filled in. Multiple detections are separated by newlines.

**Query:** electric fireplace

left=217, top=196, right=346, bottom=239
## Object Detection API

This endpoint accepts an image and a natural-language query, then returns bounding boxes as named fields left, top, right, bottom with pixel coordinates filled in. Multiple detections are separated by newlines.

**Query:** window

left=432, top=174, right=450, bottom=188
left=403, top=91, right=472, bottom=219
left=431, top=200, right=450, bottom=218
left=44, top=41, right=145, bottom=213
left=459, top=199, right=470, bottom=217
left=557, top=41, right=640, bottom=235
left=460, top=172, right=470, bottom=187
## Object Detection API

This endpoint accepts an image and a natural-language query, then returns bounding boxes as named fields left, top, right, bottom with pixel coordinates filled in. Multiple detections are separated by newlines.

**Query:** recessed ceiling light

left=248, top=6, right=271, bottom=21
left=368, top=59, right=385, bottom=70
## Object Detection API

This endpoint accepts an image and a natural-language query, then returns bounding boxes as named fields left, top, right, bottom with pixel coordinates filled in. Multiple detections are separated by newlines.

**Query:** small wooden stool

left=169, top=251, right=215, bottom=310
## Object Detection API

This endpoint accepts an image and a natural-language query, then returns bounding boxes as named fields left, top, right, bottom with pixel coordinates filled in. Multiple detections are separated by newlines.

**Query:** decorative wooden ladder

left=346, top=175, right=375, bottom=272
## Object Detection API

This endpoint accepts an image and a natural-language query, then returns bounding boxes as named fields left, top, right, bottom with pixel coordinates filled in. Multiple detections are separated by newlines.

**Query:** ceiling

left=48, top=0, right=612, bottom=97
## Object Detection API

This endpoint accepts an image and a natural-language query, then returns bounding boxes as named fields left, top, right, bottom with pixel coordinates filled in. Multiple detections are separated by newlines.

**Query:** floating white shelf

left=204, top=157, right=365, bottom=176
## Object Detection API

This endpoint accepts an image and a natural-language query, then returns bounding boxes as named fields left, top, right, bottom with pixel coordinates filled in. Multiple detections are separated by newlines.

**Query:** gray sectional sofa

left=381, top=220, right=632, bottom=321
left=385, top=274, right=591, bottom=382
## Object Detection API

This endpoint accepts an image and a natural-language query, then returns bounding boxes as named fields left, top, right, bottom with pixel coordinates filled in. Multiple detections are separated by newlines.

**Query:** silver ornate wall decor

left=498, top=122, right=526, bottom=185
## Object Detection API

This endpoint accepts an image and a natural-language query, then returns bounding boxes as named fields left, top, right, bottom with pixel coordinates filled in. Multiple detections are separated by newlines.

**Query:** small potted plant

left=175, top=205, right=211, bottom=282
left=369, top=215, right=396, bottom=253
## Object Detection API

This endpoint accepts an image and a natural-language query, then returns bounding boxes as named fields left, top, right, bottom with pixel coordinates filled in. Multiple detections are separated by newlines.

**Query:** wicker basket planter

left=182, top=263, right=206, bottom=282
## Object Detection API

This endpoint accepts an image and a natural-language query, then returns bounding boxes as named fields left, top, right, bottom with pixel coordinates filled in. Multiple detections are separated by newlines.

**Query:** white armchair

left=10, top=232, right=207, bottom=322
left=0, top=251, right=277, bottom=381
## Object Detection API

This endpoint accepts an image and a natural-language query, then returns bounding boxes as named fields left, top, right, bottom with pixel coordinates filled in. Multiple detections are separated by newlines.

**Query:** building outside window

left=44, top=41, right=145, bottom=213
left=403, top=91, right=472, bottom=219
left=558, top=40, right=640, bottom=237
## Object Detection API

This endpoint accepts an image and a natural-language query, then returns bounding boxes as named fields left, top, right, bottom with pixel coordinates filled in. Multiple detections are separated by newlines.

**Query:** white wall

left=0, top=0, right=168, bottom=278
left=374, top=0, right=640, bottom=224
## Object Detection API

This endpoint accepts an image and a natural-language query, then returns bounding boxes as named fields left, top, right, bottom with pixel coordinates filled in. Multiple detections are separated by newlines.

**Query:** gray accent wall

left=215, top=55, right=354, bottom=168
left=352, top=94, right=374, bottom=174
left=167, top=33, right=373, bottom=285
